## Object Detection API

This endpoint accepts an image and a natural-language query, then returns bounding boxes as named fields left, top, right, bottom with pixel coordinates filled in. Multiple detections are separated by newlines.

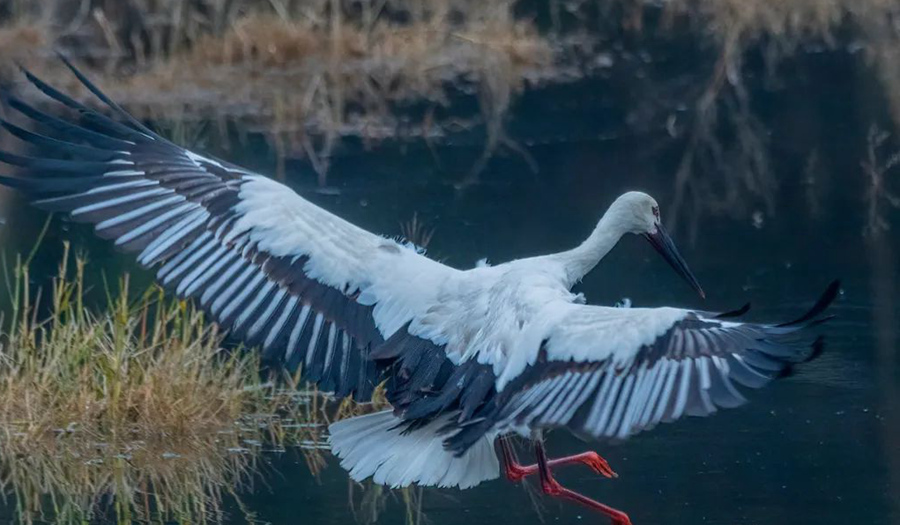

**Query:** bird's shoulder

left=402, top=259, right=577, bottom=367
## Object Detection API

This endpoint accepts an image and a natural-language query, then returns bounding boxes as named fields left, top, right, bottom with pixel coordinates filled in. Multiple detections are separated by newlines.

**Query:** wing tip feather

left=776, top=279, right=841, bottom=328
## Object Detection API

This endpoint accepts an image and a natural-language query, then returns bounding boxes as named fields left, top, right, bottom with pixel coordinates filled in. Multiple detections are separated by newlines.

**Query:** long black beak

left=642, top=224, right=705, bottom=299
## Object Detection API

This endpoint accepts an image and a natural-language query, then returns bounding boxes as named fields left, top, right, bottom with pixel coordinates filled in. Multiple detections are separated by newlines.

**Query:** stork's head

left=609, top=191, right=705, bottom=299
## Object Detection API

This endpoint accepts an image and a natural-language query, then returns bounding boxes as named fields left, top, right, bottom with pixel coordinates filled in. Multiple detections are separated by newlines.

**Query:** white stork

left=0, top=60, right=838, bottom=525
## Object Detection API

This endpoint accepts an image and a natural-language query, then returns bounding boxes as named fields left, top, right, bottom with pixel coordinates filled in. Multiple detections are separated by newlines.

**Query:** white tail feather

left=328, top=410, right=499, bottom=489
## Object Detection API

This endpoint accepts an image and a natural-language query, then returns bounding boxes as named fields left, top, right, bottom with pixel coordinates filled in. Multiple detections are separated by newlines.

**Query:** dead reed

left=0, top=241, right=334, bottom=523
left=0, top=0, right=555, bottom=184
left=1, top=0, right=899, bottom=229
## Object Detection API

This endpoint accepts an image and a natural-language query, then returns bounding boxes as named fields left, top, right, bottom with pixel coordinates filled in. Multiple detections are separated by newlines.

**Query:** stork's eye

left=651, top=206, right=660, bottom=219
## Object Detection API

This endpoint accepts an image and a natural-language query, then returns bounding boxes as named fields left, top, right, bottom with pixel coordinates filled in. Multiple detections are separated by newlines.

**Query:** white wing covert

left=443, top=282, right=838, bottom=454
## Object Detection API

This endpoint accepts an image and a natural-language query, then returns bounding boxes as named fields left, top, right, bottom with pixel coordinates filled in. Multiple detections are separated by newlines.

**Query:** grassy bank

left=0, top=241, right=340, bottom=523
left=0, top=172, right=435, bottom=523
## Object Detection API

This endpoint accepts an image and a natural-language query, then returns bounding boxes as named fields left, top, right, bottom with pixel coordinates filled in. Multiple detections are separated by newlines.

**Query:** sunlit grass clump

left=1, top=243, right=274, bottom=448
left=0, top=243, right=330, bottom=523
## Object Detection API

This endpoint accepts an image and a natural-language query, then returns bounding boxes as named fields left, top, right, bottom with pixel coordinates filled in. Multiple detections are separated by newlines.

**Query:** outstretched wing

left=445, top=282, right=839, bottom=454
left=0, top=59, right=456, bottom=401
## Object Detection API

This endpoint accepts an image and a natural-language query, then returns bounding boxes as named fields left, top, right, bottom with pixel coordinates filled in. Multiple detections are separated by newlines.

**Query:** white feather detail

left=497, top=303, right=689, bottom=391
left=72, top=188, right=172, bottom=216
left=328, top=410, right=499, bottom=490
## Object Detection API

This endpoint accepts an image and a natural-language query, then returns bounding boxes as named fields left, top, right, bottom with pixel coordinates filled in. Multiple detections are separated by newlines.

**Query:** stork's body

left=0, top=60, right=838, bottom=525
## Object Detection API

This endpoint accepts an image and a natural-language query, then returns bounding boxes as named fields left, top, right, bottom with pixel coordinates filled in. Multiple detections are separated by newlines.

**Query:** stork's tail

left=328, top=410, right=499, bottom=489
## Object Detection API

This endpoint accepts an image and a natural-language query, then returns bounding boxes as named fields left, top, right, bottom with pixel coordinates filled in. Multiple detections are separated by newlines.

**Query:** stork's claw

left=581, top=451, right=618, bottom=479
left=541, top=478, right=633, bottom=524
left=534, top=442, right=632, bottom=525
left=498, top=439, right=618, bottom=482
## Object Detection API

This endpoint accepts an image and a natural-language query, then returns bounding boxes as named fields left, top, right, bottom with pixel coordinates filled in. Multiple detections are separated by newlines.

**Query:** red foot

left=533, top=441, right=632, bottom=525
left=499, top=439, right=617, bottom=482
left=574, top=451, right=618, bottom=479
left=540, top=477, right=632, bottom=525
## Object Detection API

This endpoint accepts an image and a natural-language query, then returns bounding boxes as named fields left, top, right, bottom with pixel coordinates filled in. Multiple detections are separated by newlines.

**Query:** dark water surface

left=0, top=43, right=899, bottom=525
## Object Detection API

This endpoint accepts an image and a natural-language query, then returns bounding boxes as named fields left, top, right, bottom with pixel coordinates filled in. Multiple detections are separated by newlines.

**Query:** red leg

left=499, top=437, right=531, bottom=482
left=498, top=438, right=617, bottom=483
left=534, top=440, right=632, bottom=525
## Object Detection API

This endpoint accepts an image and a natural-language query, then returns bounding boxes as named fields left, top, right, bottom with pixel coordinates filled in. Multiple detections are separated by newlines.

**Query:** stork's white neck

left=556, top=213, right=627, bottom=287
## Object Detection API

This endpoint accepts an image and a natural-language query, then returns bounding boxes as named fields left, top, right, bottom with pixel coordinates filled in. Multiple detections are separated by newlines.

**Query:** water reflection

left=0, top=401, right=338, bottom=524
left=2, top=422, right=261, bottom=524
left=348, top=482, right=425, bottom=525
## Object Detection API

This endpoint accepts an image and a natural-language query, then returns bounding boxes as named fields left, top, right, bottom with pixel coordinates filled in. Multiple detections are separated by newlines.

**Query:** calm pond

left=0, top=28, right=898, bottom=525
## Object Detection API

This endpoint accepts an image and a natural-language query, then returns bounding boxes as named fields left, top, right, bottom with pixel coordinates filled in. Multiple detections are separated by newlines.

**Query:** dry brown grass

left=115, top=9, right=550, bottom=113
left=2, top=248, right=256, bottom=447
left=188, top=13, right=336, bottom=66
left=2, top=0, right=900, bottom=222
left=104, top=4, right=553, bottom=181
left=0, top=242, right=335, bottom=523
left=0, top=0, right=556, bottom=183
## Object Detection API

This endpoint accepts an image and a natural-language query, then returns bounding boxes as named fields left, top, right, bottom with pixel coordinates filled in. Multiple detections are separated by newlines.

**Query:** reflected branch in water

left=862, top=127, right=900, bottom=237
left=400, top=213, right=436, bottom=250
left=640, top=0, right=900, bottom=237
left=348, top=480, right=426, bottom=525
left=669, top=19, right=775, bottom=239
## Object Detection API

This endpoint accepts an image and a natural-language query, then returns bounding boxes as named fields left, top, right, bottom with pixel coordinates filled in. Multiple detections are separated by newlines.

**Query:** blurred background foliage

left=0, top=0, right=896, bottom=231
